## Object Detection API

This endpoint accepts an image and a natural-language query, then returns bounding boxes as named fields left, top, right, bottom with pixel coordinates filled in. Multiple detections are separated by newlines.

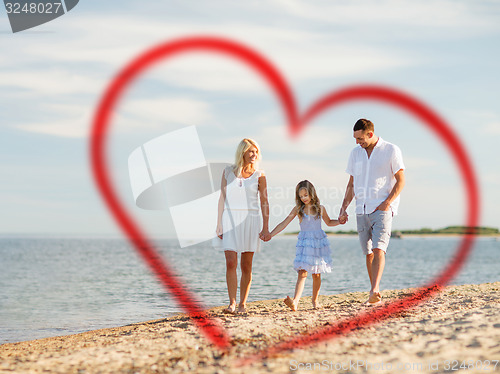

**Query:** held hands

left=338, top=207, right=349, bottom=225
left=259, top=229, right=272, bottom=242
left=218, top=224, right=271, bottom=241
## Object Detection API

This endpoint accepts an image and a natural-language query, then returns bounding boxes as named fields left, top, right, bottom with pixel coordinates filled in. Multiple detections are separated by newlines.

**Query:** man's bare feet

left=284, top=296, right=297, bottom=311
left=223, top=304, right=236, bottom=314
left=365, top=292, right=382, bottom=305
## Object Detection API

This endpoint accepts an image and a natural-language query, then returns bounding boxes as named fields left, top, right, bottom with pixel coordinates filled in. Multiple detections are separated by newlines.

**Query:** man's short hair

left=353, top=118, right=374, bottom=132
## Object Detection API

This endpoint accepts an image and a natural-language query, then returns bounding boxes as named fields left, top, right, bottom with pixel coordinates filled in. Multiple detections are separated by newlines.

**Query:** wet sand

left=1, top=282, right=499, bottom=373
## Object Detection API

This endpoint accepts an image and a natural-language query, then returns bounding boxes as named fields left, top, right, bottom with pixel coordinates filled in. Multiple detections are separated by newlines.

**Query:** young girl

left=269, top=180, right=342, bottom=310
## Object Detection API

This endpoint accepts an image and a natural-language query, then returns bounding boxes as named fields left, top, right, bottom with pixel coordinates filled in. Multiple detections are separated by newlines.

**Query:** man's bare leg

left=366, top=253, right=374, bottom=287
left=371, top=249, right=385, bottom=294
left=367, top=249, right=385, bottom=304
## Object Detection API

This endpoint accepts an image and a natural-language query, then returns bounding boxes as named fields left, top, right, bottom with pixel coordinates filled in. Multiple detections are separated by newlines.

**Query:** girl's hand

left=216, top=224, right=223, bottom=239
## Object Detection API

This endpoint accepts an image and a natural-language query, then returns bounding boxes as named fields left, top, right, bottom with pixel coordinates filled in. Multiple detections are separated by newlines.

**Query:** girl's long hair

left=295, top=180, right=321, bottom=219
left=233, top=138, right=261, bottom=177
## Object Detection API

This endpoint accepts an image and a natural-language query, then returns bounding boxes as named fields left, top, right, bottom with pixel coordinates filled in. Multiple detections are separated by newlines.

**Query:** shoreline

left=1, top=282, right=499, bottom=373
left=282, top=233, right=500, bottom=238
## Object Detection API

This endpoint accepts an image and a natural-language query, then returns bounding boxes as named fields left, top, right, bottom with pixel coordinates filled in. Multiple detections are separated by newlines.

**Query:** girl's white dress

left=294, top=213, right=332, bottom=273
left=215, top=165, right=263, bottom=253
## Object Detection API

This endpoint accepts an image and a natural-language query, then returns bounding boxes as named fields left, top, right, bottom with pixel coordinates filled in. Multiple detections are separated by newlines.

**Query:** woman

left=215, top=138, right=270, bottom=314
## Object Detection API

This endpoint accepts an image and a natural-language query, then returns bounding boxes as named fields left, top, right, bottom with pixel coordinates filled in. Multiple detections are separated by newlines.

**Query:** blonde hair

left=233, top=138, right=261, bottom=177
left=295, top=180, right=321, bottom=219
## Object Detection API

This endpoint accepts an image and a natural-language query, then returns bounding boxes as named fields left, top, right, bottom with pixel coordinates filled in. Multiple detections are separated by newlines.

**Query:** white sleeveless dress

left=216, top=165, right=263, bottom=253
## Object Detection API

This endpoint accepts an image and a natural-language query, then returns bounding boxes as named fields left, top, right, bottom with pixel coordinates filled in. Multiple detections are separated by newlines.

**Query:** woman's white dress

left=216, top=165, right=263, bottom=253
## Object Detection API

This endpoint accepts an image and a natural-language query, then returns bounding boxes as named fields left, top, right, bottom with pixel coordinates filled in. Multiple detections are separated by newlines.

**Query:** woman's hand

left=216, top=224, right=223, bottom=239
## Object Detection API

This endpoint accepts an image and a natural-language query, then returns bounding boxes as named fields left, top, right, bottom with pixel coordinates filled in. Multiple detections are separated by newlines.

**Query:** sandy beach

left=1, top=282, right=499, bottom=373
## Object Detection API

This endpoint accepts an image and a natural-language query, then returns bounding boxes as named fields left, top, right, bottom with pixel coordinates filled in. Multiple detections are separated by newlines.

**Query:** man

left=339, top=119, right=405, bottom=305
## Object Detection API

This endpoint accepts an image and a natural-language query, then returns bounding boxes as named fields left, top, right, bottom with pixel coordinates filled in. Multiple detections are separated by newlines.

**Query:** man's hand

left=376, top=201, right=391, bottom=212
left=375, top=170, right=404, bottom=212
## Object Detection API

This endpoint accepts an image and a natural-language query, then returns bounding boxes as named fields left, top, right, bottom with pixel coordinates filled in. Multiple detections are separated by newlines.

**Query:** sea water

left=0, top=236, right=498, bottom=344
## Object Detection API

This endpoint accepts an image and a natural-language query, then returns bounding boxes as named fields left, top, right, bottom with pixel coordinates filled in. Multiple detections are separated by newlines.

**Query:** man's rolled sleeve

left=391, top=145, right=405, bottom=175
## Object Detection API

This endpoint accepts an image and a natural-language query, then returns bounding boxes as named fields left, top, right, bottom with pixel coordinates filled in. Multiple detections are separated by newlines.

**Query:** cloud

left=13, top=97, right=213, bottom=138
left=0, top=70, right=104, bottom=95
left=1, top=14, right=418, bottom=95
left=457, top=110, right=500, bottom=135
left=14, top=103, right=92, bottom=138
left=270, top=0, right=499, bottom=32
left=482, top=171, right=500, bottom=185
left=17, top=119, right=90, bottom=138
left=2, top=12, right=419, bottom=138
left=481, top=122, right=500, bottom=135
left=150, top=40, right=414, bottom=94
left=257, top=124, right=349, bottom=157
left=121, top=97, right=213, bottom=126
left=403, top=156, right=437, bottom=169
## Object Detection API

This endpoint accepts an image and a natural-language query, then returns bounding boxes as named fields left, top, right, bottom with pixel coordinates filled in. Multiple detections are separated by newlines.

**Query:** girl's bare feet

left=284, top=296, right=297, bottom=311
left=312, top=301, right=322, bottom=309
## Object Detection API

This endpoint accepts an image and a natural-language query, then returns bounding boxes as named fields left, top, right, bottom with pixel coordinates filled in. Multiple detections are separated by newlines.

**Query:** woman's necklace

left=239, top=167, right=254, bottom=187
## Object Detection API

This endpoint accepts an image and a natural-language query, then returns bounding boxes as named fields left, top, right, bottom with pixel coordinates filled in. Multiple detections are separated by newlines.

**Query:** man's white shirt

left=346, top=137, right=405, bottom=215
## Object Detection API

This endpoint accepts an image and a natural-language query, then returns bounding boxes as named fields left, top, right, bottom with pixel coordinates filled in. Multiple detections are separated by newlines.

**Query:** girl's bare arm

left=270, top=206, right=298, bottom=238
left=321, top=205, right=340, bottom=227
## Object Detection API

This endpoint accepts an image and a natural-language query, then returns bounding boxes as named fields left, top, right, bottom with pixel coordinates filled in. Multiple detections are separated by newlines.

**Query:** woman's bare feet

left=284, top=296, right=297, bottom=311
left=238, top=304, right=248, bottom=314
left=223, top=304, right=236, bottom=314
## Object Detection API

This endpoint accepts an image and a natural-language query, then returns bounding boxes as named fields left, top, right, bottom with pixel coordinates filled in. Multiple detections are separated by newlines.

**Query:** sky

left=1, top=0, right=499, bottom=239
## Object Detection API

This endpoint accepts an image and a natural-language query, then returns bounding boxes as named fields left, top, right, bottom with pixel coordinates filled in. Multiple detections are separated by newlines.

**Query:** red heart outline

left=90, top=36, right=480, bottom=356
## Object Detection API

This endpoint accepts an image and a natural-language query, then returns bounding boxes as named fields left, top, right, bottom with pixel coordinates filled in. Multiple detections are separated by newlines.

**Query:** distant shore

left=1, top=282, right=499, bottom=373
left=284, top=225, right=500, bottom=237
left=284, top=232, right=500, bottom=238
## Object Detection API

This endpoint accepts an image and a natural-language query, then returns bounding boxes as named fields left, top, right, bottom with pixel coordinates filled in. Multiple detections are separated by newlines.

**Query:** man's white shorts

left=356, top=210, right=393, bottom=255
